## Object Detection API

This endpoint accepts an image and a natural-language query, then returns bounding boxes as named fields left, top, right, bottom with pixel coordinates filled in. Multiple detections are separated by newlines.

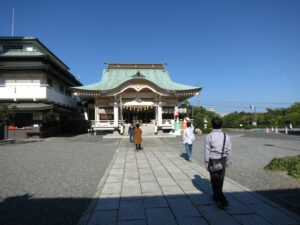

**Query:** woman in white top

left=182, top=122, right=195, bottom=161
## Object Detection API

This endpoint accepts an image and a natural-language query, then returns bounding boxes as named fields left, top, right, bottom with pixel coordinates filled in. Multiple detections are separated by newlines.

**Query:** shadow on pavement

left=1, top=188, right=299, bottom=225
left=279, top=130, right=300, bottom=136
left=0, top=139, right=43, bottom=145
left=0, top=194, right=91, bottom=225
left=179, top=153, right=188, bottom=160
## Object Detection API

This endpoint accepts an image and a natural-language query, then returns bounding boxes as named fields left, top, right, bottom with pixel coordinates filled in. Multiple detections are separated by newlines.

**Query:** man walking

left=204, top=117, right=232, bottom=209
left=128, top=123, right=135, bottom=143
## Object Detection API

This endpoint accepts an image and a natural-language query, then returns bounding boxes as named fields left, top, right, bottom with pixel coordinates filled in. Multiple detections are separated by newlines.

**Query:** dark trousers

left=136, top=144, right=141, bottom=150
left=209, top=157, right=227, bottom=202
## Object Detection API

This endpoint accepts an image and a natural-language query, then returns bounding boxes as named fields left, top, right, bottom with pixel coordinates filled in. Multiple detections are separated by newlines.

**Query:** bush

left=264, top=155, right=300, bottom=178
left=289, top=163, right=300, bottom=178
left=244, top=125, right=256, bottom=129
left=202, top=128, right=212, bottom=133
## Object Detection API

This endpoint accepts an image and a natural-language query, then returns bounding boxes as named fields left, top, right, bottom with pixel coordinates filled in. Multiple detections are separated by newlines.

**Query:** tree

left=0, top=103, right=18, bottom=125
left=285, top=112, right=300, bottom=126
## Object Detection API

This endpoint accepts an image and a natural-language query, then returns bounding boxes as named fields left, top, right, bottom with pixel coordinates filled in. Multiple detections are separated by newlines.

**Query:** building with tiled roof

left=0, top=37, right=83, bottom=139
left=71, top=63, right=201, bottom=134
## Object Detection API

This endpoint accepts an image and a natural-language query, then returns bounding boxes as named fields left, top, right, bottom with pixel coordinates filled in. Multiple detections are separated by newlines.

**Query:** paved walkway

left=78, top=138, right=300, bottom=225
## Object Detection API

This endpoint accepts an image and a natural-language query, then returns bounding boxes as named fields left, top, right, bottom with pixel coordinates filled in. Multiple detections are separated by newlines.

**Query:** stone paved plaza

left=1, top=132, right=299, bottom=225
left=79, top=138, right=300, bottom=225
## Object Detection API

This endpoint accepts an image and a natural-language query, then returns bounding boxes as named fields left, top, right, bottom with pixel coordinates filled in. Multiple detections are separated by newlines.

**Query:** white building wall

left=0, top=72, right=78, bottom=108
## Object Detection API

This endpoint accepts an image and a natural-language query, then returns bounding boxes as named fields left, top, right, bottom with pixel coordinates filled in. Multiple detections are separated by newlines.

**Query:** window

left=3, top=45, right=23, bottom=51
left=47, top=78, right=53, bottom=87
left=59, top=85, right=64, bottom=93
left=65, top=89, right=71, bottom=96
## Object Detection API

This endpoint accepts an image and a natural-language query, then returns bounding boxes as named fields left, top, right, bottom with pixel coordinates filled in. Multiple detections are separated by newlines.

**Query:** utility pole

left=12, top=8, right=15, bottom=37
left=250, top=105, right=257, bottom=126
left=196, top=82, right=200, bottom=107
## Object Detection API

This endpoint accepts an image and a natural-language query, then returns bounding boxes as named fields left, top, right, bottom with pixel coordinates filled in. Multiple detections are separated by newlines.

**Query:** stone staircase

left=124, top=123, right=156, bottom=136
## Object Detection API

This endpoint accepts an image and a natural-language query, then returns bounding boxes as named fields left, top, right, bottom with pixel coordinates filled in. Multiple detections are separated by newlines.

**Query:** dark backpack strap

left=221, top=131, right=226, bottom=159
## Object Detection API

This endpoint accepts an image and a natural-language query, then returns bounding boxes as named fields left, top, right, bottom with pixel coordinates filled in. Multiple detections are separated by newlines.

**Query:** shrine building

left=71, top=63, right=202, bottom=134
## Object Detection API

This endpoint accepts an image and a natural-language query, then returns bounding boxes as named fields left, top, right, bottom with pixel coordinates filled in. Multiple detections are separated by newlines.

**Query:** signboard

left=174, top=121, right=181, bottom=133
left=179, top=108, right=187, bottom=113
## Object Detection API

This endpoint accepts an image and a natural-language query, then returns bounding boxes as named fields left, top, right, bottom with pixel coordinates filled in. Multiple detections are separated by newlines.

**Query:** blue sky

left=1, top=0, right=299, bottom=113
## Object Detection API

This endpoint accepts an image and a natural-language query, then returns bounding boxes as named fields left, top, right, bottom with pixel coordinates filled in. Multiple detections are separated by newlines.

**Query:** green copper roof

left=73, top=68, right=200, bottom=92
left=0, top=50, right=45, bottom=56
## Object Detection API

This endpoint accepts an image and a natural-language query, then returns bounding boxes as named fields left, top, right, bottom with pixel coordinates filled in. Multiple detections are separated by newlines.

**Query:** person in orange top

left=133, top=124, right=142, bottom=152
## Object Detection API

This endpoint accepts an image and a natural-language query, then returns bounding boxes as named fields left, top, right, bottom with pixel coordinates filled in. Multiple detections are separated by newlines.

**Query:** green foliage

left=0, top=103, right=18, bottom=124
left=289, top=163, right=300, bottom=179
left=264, top=155, right=300, bottom=179
left=202, top=128, right=212, bottom=133
left=190, top=106, right=217, bottom=130
left=182, top=102, right=300, bottom=129
left=222, top=102, right=300, bottom=128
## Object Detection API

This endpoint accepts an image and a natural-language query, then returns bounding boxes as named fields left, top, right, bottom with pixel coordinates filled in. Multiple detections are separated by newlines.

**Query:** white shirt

left=183, top=127, right=195, bottom=145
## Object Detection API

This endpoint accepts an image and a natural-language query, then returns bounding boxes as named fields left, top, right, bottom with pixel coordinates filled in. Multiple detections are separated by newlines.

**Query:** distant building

left=219, top=113, right=228, bottom=118
left=0, top=37, right=82, bottom=138
left=71, top=63, right=202, bottom=134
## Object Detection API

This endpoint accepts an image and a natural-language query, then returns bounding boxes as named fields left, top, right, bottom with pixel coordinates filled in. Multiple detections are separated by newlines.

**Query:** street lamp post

left=250, top=105, right=257, bottom=127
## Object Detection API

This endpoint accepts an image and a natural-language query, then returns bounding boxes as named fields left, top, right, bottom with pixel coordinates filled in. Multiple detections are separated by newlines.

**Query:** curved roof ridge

left=72, top=68, right=200, bottom=92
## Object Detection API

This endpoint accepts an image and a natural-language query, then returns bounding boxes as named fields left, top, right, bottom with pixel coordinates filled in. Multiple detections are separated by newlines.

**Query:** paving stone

left=88, top=210, right=118, bottom=225
left=187, top=191, right=214, bottom=205
left=139, top=168, right=154, bottom=175
left=233, top=214, right=271, bottom=225
left=121, top=186, right=142, bottom=199
left=123, top=178, right=140, bottom=188
left=166, top=167, right=182, bottom=173
left=102, top=182, right=122, bottom=194
left=228, top=191, right=264, bottom=204
left=140, top=174, right=156, bottom=182
left=113, top=163, right=125, bottom=169
left=176, top=181, right=198, bottom=191
left=161, top=185, right=185, bottom=198
left=247, top=203, right=298, bottom=225
left=106, top=175, right=122, bottom=183
left=153, top=172, right=171, bottom=178
left=119, top=200, right=146, bottom=220
left=141, top=182, right=161, bottom=193
left=118, top=220, right=147, bottom=225
left=182, top=169, right=199, bottom=179
left=148, top=163, right=161, bottom=168
left=94, top=194, right=120, bottom=211
left=225, top=194, right=255, bottom=215
left=197, top=205, right=240, bottom=225
left=156, top=177, right=177, bottom=186
left=110, top=168, right=124, bottom=176
left=125, top=167, right=138, bottom=172
left=146, top=208, right=177, bottom=225
left=137, top=161, right=150, bottom=166
left=124, top=172, right=139, bottom=179
left=168, top=197, right=201, bottom=219
left=142, top=193, right=168, bottom=208
left=177, top=217, right=208, bottom=225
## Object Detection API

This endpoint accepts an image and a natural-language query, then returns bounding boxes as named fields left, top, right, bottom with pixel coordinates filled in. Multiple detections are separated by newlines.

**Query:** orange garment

left=133, top=128, right=142, bottom=144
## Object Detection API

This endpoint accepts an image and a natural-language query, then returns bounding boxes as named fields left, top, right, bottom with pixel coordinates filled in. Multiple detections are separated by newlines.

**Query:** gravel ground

left=0, top=134, right=120, bottom=225
left=160, top=130, right=300, bottom=215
